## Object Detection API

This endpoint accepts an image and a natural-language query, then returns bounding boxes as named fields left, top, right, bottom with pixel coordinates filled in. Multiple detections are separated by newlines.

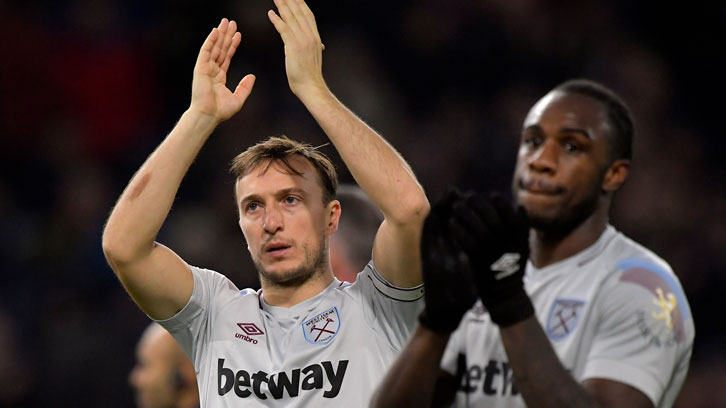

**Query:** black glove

left=418, top=190, right=479, bottom=334
left=450, top=193, right=533, bottom=327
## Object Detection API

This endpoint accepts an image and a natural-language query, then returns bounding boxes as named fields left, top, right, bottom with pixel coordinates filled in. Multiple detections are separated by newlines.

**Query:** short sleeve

left=155, top=265, right=237, bottom=367
left=347, top=261, right=424, bottom=350
left=583, top=259, right=694, bottom=406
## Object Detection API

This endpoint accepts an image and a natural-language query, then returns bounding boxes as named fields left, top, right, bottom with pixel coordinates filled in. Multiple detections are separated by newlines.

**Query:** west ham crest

left=546, top=299, right=585, bottom=341
left=302, top=306, right=341, bottom=345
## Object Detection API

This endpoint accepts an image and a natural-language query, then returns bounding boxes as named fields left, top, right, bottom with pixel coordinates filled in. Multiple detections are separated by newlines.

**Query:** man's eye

left=564, top=142, right=579, bottom=152
left=524, top=136, right=543, bottom=147
left=285, top=196, right=299, bottom=204
left=247, top=202, right=259, bottom=211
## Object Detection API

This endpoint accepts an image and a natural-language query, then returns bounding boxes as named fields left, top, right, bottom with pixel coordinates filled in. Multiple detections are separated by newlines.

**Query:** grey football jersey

left=157, top=261, right=423, bottom=407
left=441, top=225, right=694, bottom=408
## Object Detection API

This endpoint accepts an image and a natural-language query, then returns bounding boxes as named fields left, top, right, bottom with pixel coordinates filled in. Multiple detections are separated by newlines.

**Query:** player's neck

left=330, top=247, right=357, bottom=283
left=529, top=202, right=609, bottom=268
left=261, top=267, right=335, bottom=308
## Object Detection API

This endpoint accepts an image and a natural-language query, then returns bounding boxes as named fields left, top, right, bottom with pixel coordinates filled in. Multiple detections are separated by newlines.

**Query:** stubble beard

left=526, top=189, right=600, bottom=236
left=517, top=171, right=605, bottom=237
left=254, top=235, right=329, bottom=289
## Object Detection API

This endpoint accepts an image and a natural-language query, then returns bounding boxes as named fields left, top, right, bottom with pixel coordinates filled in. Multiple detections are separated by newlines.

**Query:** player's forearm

left=297, top=86, right=429, bottom=225
left=371, top=325, right=450, bottom=408
left=500, top=317, right=603, bottom=408
left=102, top=110, right=218, bottom=263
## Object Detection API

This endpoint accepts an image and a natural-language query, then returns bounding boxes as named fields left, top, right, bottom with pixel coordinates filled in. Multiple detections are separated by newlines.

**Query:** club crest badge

left=302, top=306, right=341, bottom=345
left=546, top=298, right=585, bottom=341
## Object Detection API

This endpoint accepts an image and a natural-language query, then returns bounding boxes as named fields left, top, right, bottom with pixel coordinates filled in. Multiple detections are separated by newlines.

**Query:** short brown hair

left=230, top=136, right=338, bottom=204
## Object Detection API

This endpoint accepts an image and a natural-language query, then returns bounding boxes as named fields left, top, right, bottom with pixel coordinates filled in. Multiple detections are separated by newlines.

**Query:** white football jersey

left=157, top=261, right=424, bottom=407
left=441, top=225, right=694, bottom=408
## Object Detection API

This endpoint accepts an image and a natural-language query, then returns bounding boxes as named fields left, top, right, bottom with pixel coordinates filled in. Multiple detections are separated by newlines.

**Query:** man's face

left=129, top=329, right=177, bottom=408
left=236, top=156, right=340, bottom=287
left=512, top=90, right=613, bottom=233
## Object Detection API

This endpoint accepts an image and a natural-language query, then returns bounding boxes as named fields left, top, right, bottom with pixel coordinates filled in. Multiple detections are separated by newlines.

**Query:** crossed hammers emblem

left=310, top=318, right=336, bottom=341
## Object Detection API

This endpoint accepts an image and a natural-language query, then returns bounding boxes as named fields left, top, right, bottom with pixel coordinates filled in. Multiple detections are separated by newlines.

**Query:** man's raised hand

left=268, top=0, right=325, bottom=97
left=418, top=190, right=478, bottom=334
left=450, top=193, right=534, bottom=327
left=190, top=18, right=255, bottom=123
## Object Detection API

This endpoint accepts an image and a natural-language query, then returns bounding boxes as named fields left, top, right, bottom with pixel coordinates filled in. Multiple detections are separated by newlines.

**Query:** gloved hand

left=450, top=193, right=533, bottom=327
left=418, top=190, right=479, bottom=334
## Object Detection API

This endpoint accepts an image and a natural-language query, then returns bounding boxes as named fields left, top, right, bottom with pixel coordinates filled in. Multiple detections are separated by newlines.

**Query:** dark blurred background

left=0, top=0, right=723, bottom=406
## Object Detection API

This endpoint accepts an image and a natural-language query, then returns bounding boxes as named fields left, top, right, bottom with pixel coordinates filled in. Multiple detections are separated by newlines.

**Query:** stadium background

left=0, top=0, right=723, bottom=406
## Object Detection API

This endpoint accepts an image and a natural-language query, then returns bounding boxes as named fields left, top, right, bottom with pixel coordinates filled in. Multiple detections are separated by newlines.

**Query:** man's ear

left=602, top=159, right=630, bottom=193
left=326, top=199, right=341, bottom=236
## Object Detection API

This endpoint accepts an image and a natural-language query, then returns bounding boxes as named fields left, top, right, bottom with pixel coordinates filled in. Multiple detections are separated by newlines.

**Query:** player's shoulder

left=601, top=226, right=675, bottom=279
left=188, top=264, right=259, bottom=300
left=349, top=260, right=424, bottom=301
left=597, top=229, right=695, bottom=348
left=599, top=228, right=691, bottom=321
left=238, top=287, right=261, bottom=299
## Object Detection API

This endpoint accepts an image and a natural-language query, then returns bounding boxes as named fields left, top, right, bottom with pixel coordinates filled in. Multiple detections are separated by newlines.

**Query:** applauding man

left=102, top=1, right=427, bottom=406
left=372, top=80, right=694, bottom=408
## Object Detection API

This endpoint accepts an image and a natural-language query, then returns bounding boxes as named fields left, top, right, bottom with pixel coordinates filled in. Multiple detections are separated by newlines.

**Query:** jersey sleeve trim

left=583, top=358, right=662, bottom=406
left=365, top=260, right=424, bottom=302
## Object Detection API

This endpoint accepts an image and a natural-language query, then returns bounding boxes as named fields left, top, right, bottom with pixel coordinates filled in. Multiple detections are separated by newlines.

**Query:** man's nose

left=527, top=140, right=558, bottom=174
left=263, top=204, right=284, bottom=234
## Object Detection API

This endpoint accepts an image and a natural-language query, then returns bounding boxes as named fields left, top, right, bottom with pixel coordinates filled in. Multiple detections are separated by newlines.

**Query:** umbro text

left=234, top=332, right=258, bottom=344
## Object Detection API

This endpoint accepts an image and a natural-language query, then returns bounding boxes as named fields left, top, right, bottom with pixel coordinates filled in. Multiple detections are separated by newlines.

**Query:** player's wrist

left=291, top=78, right=331, bottom=104
left=416, top=319, right=455, bottom=344
left=483, top=288, right=534, bottom=327
left=183, top=107, right=222, bottom=128
left=176, top=108, right=221, bottom=139
left=418, top=309, right=460, bottom=334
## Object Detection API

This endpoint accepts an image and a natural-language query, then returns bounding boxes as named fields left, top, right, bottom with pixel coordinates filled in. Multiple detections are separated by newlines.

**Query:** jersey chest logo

left=302, top=306, right=340, bottom=345
left=234, top=322, right=265, bottom=345
left=546, top=298, right=585, bottom=341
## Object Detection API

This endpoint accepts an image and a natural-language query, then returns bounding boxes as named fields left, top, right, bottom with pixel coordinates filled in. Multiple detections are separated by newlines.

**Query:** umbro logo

left=235, top=323, right=264, bottom=345
left=238, top=323, right=264, bottom=336
left=490, top=253, right=521, bottom=280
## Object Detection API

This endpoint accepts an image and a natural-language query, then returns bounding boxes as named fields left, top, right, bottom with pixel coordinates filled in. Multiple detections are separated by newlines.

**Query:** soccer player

left=102, top=0, right=428, bottom=406
left=330, top=184, right=384, bottom=283
left=130, top=323, right=199, bottom=408
left=372, top=80, right=694, bottom=408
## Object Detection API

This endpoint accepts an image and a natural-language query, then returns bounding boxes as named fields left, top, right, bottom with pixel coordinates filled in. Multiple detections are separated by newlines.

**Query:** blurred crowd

left=0, top=0, right=723, bottom=406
